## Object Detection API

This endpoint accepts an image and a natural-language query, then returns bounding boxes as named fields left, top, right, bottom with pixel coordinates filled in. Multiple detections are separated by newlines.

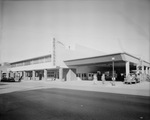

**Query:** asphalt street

left=0, top=88, right=150, bottom=120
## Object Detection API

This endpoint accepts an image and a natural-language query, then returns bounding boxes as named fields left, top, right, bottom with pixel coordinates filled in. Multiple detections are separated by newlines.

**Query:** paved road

left=0, top=81, right=150, bottom=96
left=0, top=88, right=150, bottom=120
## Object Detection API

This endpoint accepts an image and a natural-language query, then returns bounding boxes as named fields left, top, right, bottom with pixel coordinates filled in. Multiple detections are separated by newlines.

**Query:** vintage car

left=1, top=73, right=15, bottom=82
left=124, top=73, right=137, bottom=84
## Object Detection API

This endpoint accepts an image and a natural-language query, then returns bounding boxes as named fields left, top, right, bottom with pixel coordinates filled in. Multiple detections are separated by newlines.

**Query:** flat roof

left=64, top=52, right=130, bottom=62
left=64, top=52, right=150, bottom=67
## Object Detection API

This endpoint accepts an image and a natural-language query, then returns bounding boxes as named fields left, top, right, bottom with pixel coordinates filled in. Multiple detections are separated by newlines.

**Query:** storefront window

left=47, top=71, right=54, bottom=77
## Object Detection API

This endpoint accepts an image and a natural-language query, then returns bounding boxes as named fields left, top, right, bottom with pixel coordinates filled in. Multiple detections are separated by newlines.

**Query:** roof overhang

left=64, top=52, right=150, bottom=67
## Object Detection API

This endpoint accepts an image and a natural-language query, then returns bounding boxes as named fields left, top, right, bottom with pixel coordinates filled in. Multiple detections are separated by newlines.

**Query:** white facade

left=1, top=38, right=150, bottom=82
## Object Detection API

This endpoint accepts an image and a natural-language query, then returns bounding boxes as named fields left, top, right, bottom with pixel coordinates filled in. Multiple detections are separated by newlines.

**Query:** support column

left=142, top=65, right=144, bottom=74
left=59, top=68, right=63, bottom=81
left=32, top=70, right=35, bottom=80
left=44, top=69, right=47, bottom=80
left=23, top=71, right=26, bottom=80
left=125, top=61, right=130, bottom=77
left=145, top=67, right=148, bottom=75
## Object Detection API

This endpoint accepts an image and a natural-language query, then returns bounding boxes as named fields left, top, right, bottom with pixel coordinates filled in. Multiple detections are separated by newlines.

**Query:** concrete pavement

left=0, top=80, right=150, bottom=96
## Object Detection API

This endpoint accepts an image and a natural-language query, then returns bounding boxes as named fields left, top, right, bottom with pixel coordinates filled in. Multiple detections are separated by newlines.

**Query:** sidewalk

left=0, top=80, right=150, bottom=96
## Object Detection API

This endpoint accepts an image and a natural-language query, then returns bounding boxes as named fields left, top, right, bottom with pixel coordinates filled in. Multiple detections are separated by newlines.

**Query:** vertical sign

left=53, top=38, right=56, bottom=66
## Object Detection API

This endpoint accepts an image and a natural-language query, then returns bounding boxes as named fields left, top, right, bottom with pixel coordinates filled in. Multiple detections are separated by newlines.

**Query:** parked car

left=1, top=77, right=15, bottom=82
left=124, top=73, right=137, bottom=84
left=135, top=74, right=140, bottom=83
left=1, top=73, right=15, bottom=82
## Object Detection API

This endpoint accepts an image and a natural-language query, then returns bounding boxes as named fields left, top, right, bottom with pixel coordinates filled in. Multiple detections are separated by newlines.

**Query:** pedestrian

left=101, top=73, right=105, bottom=84
left=120, top=73, right=125, bottom=82
left=97, top=71, right=101, bottom=81
left=18, top=75, right=23, bottom=82
left=93, top=73, right=97, bottom=85
left=112, top=75, right=116, bottom=86
left=39, top=73, right=42, bottom=80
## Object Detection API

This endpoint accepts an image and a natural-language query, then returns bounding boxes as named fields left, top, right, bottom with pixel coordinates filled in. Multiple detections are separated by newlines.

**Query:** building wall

left=9, top=55, right=51, bottom=71
left=0, top=63, right=10, bottom=79
left=54, top=39, right=105, bottom=67
left=76, top=66, right=99, bottom=73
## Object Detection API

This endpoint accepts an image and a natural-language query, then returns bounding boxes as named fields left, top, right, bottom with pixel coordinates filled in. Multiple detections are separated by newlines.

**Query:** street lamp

left=112, top=57, right=115, bottom=86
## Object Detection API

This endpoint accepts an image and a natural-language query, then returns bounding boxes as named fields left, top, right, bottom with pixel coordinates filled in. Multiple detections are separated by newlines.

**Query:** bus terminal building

left=1, top=39, right=150, bottom=82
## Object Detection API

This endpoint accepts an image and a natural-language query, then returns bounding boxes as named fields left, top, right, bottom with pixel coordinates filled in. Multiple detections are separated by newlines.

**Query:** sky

left=0, top=0, right=150, bottom=63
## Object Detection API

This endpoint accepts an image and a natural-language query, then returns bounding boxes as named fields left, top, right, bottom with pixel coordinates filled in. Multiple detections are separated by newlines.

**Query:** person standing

left=97, top=71, right=101, bottom=81
left=101, top=73, right=106, bottom=84
left=93, top=73, right=97, bottom=85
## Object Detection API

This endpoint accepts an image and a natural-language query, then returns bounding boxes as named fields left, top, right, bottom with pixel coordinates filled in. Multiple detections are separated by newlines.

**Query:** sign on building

left=52, top=38, right=56, bottom=66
